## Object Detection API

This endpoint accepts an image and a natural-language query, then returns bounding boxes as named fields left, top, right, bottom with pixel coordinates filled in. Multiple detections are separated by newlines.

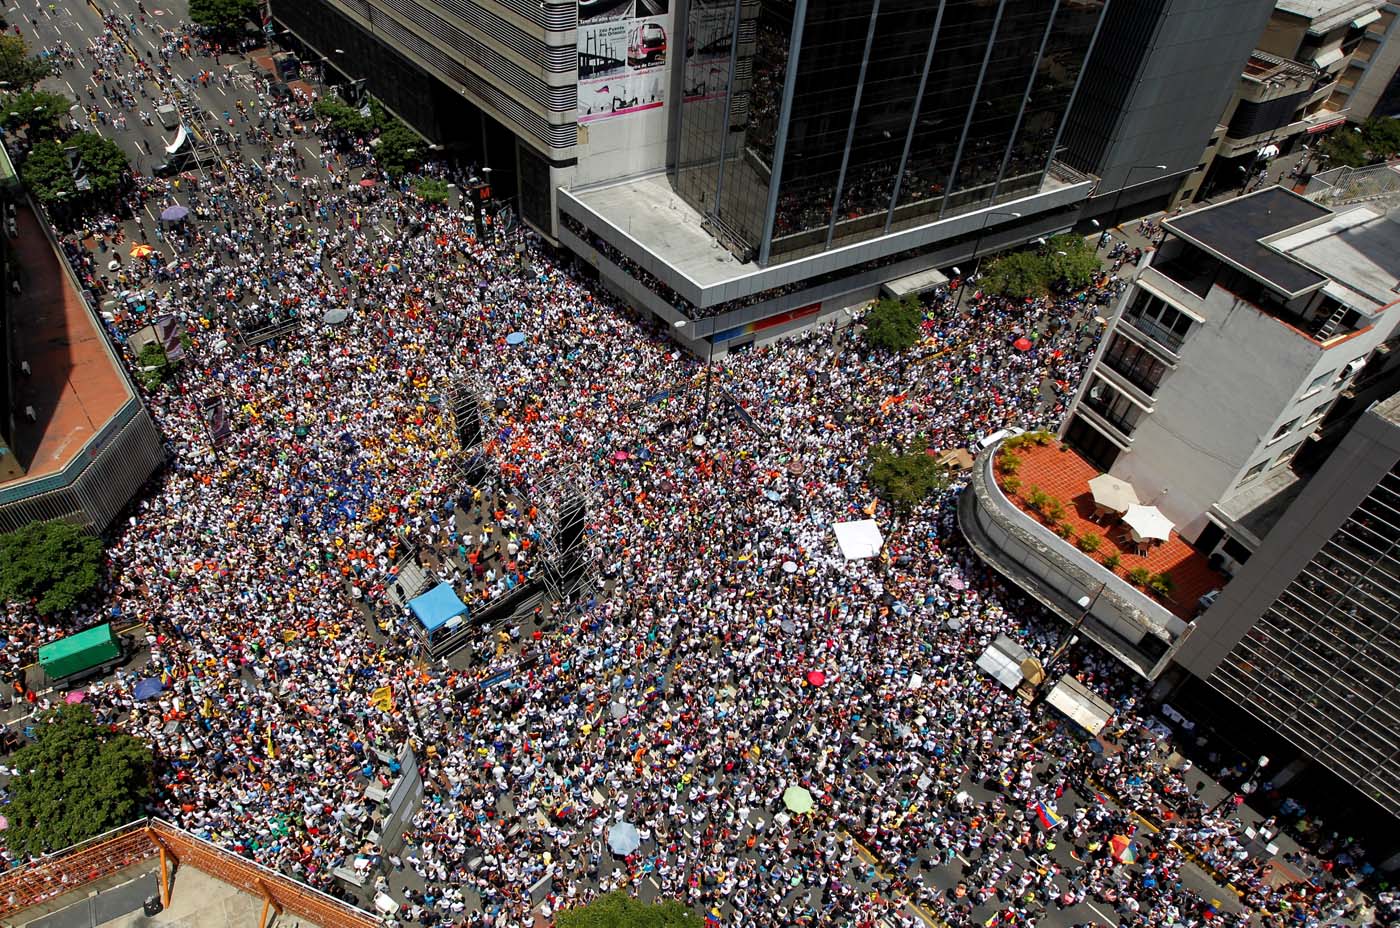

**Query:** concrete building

left=1174, top=0, right=1385, bottom=204
left=960, top=187, right=1400, bottom=681
left=1, top=197, right=165, bottom=534
left=1057, top=0, right=1277, bottom=225
left=1175, top=389, right=1400, bottom=818
left=1061, top=187, right=1400, bottom=562
left=1330, top=1, right=1400, bottom=119
left=273, top=0, right=1274, bottom=352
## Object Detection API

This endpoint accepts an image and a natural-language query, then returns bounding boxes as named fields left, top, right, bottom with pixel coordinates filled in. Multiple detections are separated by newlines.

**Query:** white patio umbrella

left=1087, top=474, right=1139, bottom=514
left=1123, top=504, right=1173, bottom=542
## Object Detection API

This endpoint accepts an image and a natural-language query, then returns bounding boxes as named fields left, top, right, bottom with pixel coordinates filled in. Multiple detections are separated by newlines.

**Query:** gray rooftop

left=1375, top=389, right=1400, bottom=425
left=1274, top=0, right=1383, bottom=31
left=1216, top=466, right=1308, bottom=544
left=1165, top=187, right=1333, bottom=297
left=1271, top=205, right=1400, bottom=312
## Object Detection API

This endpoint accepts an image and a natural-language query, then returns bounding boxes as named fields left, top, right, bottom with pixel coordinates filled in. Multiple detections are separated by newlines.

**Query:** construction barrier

left=1, top=819, right=380, bottom=928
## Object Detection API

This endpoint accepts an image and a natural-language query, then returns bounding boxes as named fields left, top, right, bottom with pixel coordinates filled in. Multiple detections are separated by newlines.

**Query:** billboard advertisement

left=578, top=0, right=670, bottom=124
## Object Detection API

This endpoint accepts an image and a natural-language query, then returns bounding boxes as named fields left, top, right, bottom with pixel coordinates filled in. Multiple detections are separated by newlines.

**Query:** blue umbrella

left=505, top=331, right=527, bottom=346
left=133, top=678, right=164, bottom=701
left=160, top=205, right=190, bottom=222
left=608, top=822, right=641, bottom=855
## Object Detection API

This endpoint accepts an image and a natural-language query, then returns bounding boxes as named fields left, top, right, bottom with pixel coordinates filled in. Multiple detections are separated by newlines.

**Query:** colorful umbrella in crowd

left=130, top=243, right=155, bottom=258
left=133, top=678, right=165, bottom=701
left=1013, top=336, right=1034, bottom=351
left=505, top=332, right=527, bottom=346
left=607, top=821, right=641, bottom=855
left=1034, top=801, right=1065, bottom=830
left=806, top=670, right=827, bottom=687
left=64, top=690, right=86, bottom=704
left=359, top=178, right=377, bottom=188
left=783, top=786, right=815, bottom=814
left=1110, top=833, right=1138, bottom=864
left=159, top=204, right=189, bottom=222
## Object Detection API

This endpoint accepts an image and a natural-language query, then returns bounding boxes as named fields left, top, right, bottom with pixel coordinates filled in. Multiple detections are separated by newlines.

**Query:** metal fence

left=1304, top=160, right=1400, bottom=208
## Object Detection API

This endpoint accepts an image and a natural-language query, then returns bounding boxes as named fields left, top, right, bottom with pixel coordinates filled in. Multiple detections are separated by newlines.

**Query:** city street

left=0, top=4, right=1375, bottom=928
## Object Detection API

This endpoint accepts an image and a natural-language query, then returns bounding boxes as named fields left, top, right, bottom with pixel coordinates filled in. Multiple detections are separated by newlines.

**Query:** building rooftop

left=1001, top=441, right=1227, bottom=622
left=1275, top=0, right=1384, bottom=32
left=1271, top=205, right=1400, bottom=312
left=5, top=202, right=131, bottom=485
left=1165, top=187, right=1333, bottom=297
left=1375, top=388, right=1400, bottom=424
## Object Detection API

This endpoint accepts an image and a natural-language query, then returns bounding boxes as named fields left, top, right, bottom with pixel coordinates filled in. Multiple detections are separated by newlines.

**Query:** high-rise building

left=1174, top=0, right=1386, bottom=204
left=1056, top=0, right=1277, bottom=224
left=1174, top=389, right=1400, bottom=818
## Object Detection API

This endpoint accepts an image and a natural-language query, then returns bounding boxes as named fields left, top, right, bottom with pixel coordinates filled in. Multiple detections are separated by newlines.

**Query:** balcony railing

left=1121, top=310, right=1188, bottom=354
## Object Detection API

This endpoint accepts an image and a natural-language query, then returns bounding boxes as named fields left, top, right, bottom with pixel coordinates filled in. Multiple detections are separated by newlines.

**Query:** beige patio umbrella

left=1123, top=503, right=1173, bottom=542
left=1087, top=474, right=1140, bottom=514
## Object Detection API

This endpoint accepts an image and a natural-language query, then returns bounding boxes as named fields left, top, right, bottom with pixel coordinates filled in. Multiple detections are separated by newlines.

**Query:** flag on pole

left=369, top=685, right=395, bottom=712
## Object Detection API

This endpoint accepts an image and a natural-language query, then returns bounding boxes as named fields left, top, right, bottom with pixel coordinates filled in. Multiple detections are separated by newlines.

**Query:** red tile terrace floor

left=996, top=440, right=1225, bottom=622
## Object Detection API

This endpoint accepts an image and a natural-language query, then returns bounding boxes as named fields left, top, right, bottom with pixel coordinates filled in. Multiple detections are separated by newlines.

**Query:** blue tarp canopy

left=408, top=582, right=469, bottom=633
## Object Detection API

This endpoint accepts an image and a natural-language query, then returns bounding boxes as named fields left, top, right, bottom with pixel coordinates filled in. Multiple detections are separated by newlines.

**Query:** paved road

left=10, top=5, right=1298, bottom=925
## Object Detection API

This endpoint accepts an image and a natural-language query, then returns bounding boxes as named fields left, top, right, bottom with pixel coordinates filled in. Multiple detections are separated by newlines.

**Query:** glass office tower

left=673, top=0, right=1107, bottom=264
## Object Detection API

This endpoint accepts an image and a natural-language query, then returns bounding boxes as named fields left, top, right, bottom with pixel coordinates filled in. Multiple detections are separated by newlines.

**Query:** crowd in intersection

left=0, top=8, right=1383, bottom=928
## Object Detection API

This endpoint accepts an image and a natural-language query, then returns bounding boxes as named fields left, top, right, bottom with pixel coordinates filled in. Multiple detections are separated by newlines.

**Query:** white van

left=976, top=426, right=1025, bottom=452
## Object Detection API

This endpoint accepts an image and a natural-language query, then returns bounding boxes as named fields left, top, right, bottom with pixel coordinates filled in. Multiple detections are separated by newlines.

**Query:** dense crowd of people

left=0, top=7, right=1382, bottom=928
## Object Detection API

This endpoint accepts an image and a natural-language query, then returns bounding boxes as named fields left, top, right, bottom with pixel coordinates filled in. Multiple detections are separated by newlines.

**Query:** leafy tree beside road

left=1315, top=116, right=1400, bottom=169
left=982, top=233, right=1100, bottom=298
left=861, top=295, right=923, bottom=351
left=556, top=893, right=703, bottom=928
left=188, top=0, right=259, bottom=34
left=0, top=35, right=51, bottom=90
left=0, top=520, right=104, bottom=615
left=0, top=89, right=73, bottom=138
left=20, top=131, right=131, bottom=209
left=868, top=437, right=949, bottom=514
left=3, top=705, right=154, bottom=857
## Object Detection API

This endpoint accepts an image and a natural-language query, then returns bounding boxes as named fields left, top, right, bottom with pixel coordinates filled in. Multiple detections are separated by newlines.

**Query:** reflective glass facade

left=673, top=0, right=1106, bottom=264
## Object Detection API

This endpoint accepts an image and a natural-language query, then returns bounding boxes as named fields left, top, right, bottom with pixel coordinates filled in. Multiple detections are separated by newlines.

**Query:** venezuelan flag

left=1035, top=801, right=1064, bottom=829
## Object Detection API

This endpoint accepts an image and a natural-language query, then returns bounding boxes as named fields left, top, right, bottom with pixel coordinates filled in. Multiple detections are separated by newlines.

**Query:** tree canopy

left=868, top=437, right=949, bottom=513
left=0, top=35, right=51, bottom=90
left=981, top=233, right=1100, bottom=298
left=555, top=893, right=704, bottom=928
left=187, top=0, right=259, bottom=33
left=861, top=295, right=923, bottom=352
left=0, top=520, right=104, bottom=614
left=0, top=89, right=73, bottom=138
left=412, top=177, right=450, bottom=206
left=3, top=704, right=154, bottom=857
left=1315, top=117, right=1400, bottom=169
left=313, top=96, right=376, bottom=137
left=374, top=121, right=423, bottom=177
left=21, top=132, right=131, bottom=209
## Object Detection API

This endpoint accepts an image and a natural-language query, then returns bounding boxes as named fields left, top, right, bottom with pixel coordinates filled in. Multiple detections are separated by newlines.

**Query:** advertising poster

left=682, top=1, right=732, bottom=103
left=578, top=0, right=670, bottom=124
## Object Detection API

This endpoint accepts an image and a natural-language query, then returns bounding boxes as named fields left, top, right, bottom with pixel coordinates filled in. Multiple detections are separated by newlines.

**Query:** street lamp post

left=955, top=209, right=1023, bottom=312
left=674, top=318, right=715, bottom=434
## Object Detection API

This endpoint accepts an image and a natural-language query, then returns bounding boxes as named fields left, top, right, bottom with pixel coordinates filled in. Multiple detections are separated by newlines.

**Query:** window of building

left=1241, top=459, right=1270, bottom=483
left=1271, top=418, right=1300, bottom=442
left=1302, top=402, right=1330, bottom=427
left=1100, top=334, right=1168, bottom=395
left=1084, top=379, right=1143, bottom=437
left=1305, top=369, right=1337, bottom=394
left=1123, top=291, right=1193, bottom=352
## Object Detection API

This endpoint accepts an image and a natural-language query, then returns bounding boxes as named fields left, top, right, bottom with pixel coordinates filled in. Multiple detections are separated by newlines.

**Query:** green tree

left=0, top=89, right=73, bottom=138
left=556, top=892, right=704, bottom=928
left=1361, top=116, right=1400, bottom=159
left=412, top=177, right=450, bottom=206
left=136, top=340, right=174, bottom=390
left=21, top=132, right=131, bottom=208
left=1042, top=233, right=1099, bottom=290
left=0, top=520, right=104, bottom=614
left=374, top=121, right=422, bottom=177
left=187, top=0, right=259, bottom=33
left=1318, top=127, right=1371, bottom=168
left=868, top=437, right=949, bottom=514
left=3, top=704, right=154, bottom=857
left=0, top=35, right=51, bottom=90
left=862, top=295, right=923, bottom=352
left=980, top=250, right=1048, bottom=298
left=313, top=96, right=374, bottom=136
